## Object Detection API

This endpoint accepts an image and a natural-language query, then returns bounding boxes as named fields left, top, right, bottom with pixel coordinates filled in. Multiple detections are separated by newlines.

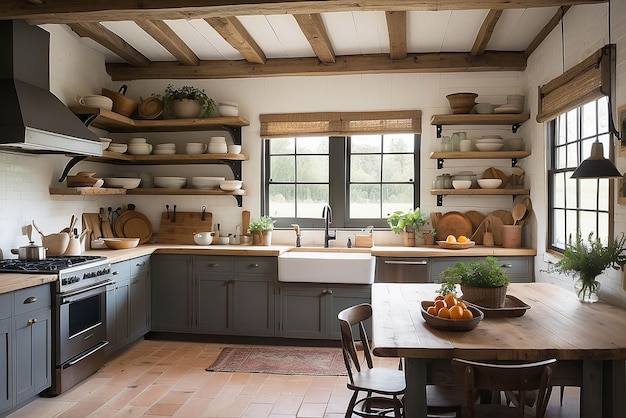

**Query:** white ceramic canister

left=208, top=137, right=227, bottom=153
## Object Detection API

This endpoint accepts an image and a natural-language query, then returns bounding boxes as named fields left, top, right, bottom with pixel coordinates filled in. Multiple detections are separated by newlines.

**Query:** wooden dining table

left=371, top=282, right=626, bottom=418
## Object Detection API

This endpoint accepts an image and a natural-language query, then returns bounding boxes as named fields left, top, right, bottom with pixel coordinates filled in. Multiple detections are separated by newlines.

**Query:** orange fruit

left=462, top=309, right=474, bottom=319
left=449, top=305, right=464, bottom=319
left=437, top=307, right=450, bottom=318
left=446, top=235, right=457, bottom=243
left=427, top=306, right=438, bottom=316
left=457, top=235, right=469, bottom=243
left=435, top=295, right=445, bottom=301
left=434, top=300, right=445, bottom=310
left=457, top=301, right=467, bottom=309
left=444, top=294, right=458, bottom=308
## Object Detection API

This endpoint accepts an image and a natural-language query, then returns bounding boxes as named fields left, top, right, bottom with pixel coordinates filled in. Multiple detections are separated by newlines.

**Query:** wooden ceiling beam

left=471, top=9, right=503, bottom=56
left=205, top=16, right=266, bottom=64
left=68, top=22, right=150, bottom=67
left=294, top=13, right=335, bottom=64
left=1, top=0, right=607, bottom=24
left=524, top=5, right=571, bottom=58
left=105, top=51, right=527, bottom=80
left=386, top=11, right=407, bottom=60
left=135, top=19, right=199, bottom=66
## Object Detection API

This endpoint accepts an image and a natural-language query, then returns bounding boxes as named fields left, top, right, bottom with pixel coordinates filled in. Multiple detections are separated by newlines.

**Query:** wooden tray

left=420, top=301, right=483, bottom=331
left=436, top=240, right=475, bottom=249
left=435, top=211, right=473, bottom=241
left=115, top=209, right=153, bottom=244
left=157, top=211, right=213, bottom=245
left=465, top=295, right=530, bottom=318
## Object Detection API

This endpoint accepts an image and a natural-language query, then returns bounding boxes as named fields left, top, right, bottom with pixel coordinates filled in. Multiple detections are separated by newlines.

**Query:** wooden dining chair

left=451, top=357, right=557, bottom=418
left=338, top=303, right=463, bottom=418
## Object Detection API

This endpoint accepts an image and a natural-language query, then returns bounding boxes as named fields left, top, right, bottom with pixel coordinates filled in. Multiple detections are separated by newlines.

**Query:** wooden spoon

left=512, top=203, right=526, bottom=225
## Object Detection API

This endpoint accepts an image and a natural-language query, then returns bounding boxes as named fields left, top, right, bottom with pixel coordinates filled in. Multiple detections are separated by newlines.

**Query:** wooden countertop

left=0, top=244, right=536, bottom=295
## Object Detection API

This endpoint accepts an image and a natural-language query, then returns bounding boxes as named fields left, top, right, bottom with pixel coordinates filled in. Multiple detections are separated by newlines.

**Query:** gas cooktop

left=0, top=255, right=107, bottom=274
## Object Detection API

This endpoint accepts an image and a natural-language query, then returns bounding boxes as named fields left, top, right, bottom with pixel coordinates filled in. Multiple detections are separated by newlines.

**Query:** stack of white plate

left=192, top=176, right=225, bottom=189
left=475, top=137, right=504, bottom=152
left=154, top=143, right=177, bottom=155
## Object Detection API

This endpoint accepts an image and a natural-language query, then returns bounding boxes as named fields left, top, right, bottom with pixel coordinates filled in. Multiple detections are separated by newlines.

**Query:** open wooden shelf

left=49, top=187, right=128, bottom=195
left=430, top=150, right=530, bottom=160
left=430, top=188, right=530, bottom=196
left=87, top=151, right=248, bottom=165
left=430, top=113, right=530, bottom=137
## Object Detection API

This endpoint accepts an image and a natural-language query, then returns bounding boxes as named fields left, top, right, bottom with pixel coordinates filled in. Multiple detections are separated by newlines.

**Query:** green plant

left=386, top=208, right=426, bottom=234
left=162, top=84, right=215, bottom=117
left=247, top=216, right=275, bottom=233
left=542, top=231, right=626, bottom=300
left=437, top=256, right=510, bottom=296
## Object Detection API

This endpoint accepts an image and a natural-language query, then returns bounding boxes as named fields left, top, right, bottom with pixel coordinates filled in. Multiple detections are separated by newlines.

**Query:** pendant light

left=570, top=140, right=621, bottom=178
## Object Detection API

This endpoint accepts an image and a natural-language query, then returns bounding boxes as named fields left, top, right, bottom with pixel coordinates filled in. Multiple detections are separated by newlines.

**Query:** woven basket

left=461, top=285, right=507, bottom=308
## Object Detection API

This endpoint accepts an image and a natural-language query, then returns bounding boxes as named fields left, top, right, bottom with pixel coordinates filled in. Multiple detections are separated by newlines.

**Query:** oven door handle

left=61, top=280, right=114, bottom=303
left=67, top=341, right=109, bottom=367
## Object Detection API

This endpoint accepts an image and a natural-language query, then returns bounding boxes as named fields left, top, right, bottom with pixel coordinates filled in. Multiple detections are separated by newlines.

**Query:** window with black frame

left=548, top=96, right=613, bottom=251
left=263, top=134, right=420, bottom=229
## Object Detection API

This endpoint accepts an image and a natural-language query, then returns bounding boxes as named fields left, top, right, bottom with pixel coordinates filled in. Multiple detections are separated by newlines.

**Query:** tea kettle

left=64, top=228, right=90, bottom=256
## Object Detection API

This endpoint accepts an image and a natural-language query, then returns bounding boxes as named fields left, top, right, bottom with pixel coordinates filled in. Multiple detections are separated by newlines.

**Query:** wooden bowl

left=103, top=237, right=140, bottom=250
left=436, top=240, right=475, bottom=249
left=446, top=92, right=478, bottom=114
left=420, top=301, right=483, bottom=331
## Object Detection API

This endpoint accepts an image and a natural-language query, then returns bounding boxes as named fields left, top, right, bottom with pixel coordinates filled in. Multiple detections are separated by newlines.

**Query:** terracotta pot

left=423, top=233, right=435, bottom=245
left=402, top=231, right=415, bottom=247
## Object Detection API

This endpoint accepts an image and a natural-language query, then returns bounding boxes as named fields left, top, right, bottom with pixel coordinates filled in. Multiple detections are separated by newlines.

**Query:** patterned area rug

left=206, top=346, right=347, bottom=376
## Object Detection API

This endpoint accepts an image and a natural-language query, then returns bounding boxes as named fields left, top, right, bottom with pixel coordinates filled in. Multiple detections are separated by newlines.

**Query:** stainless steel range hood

left=0, top=20, right=102, bottom=156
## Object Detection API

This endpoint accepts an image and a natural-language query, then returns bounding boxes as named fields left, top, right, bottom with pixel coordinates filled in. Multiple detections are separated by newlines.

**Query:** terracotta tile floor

left=8, top=339, right=580, bottom=417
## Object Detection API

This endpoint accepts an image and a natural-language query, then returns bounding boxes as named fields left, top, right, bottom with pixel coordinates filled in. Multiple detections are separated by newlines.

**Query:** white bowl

left=192, top=176, right=225, bottom=189
left=100, top=137, right=112, bottom=150
left=103, top=177, right=141, bottom=189
left=193, top=232, right=214, bottom=245
left=154, top=176, right=187, bottom=189
left=477, top=178, right=503, bottom=189
left=475, top=143, right=504, bottom=152
left=127, top=144, right=152, bottom=155
left=107, top=143, right=127, bottom=153
left=476, top=137, right=504, bottom=144
left=153, top=149, right=177, bottom=155
left=473, top=103, right=494, bottom=114
left=218, top=102, right=239, bottom=117
left=219, top=180, right=243, bottom=191
left=155, top=143, right=176, bottom=149
left=452, top=180, right=471, bottom=189
left=227, top=144, right=242, bottom=154
left=78, top=95, right=113, bottom=110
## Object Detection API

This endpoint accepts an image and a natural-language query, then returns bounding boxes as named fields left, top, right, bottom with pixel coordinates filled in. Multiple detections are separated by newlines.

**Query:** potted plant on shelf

left=438, top=256, right=510, bottom=308
left=162, top=84, right=215, bottom=118
left=386, top=208, right=426, bottom=247
left=542, top=231, right=626, bottom=303
left=248, top=216, right=275, bottom=246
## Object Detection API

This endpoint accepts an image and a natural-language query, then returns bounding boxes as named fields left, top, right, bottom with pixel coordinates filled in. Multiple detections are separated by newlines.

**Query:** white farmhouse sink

left=278, top=251, right=376, bottom=284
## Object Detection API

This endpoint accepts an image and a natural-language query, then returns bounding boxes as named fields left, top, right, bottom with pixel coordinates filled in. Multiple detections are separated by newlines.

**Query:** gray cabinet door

left=152, top=255, right=193, bottom=332
left=0, top=318, right=11, bottom=415
left=197, top=277, right=230, bottom=333
left=14, top=308, right=51, bottom=403
left=232, top=276, right=275, bottom=336
left=279, top=286, right=326, bottom=339
left=129, top=271, right=150, bottom=340
left=327, top=286, right=371, bottom=339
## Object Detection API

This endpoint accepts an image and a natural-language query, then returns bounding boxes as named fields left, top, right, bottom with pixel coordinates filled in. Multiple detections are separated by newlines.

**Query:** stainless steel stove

left=0, top=255, right=113, bottom=395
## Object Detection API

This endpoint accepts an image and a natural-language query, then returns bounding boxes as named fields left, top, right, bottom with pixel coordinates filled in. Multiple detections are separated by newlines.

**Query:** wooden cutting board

left=435, top=211, right=473, bottom=241
left=82, top=213, right=102, bottom=241
left=465, top=210, right=485, bottom=244
left=115, top=209, right=153, bottom=244
left=99, top=207, right=115, bottom=238
left=157, top=211, right=213, bottom=244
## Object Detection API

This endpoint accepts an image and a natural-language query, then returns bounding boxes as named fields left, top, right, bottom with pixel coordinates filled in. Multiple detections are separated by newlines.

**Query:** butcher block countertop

left=0, top=244, right=536, bottom=294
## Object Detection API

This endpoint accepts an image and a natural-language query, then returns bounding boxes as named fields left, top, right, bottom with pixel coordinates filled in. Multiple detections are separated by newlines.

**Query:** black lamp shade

left=570, top=142, right=621, bottom=179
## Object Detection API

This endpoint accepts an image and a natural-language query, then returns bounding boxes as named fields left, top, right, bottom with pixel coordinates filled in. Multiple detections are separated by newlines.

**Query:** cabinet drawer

left=110, top=260, right=131, bottom=278
left=193, top=256, right=232, bottom=275
left=130, top=255, right=150, bottom=276
left=13, top=284, right=51, bottom=315
left=234, top=257, right=276, bottom=276
left=0, top=293, right=11, bottom=319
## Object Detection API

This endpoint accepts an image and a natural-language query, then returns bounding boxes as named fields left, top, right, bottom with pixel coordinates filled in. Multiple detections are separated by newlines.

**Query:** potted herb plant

left=387, top=208, right=426, bottom=247
left=162, top=84, right=215, bottom=118
left=542, top=231, right=626, bottom=302
left=438, top=256, right=510, bottom=308
left=248, top=216, right=275, bottom=246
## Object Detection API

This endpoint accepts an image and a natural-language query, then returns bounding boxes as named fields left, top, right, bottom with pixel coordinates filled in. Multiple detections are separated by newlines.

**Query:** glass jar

left=440, top=136, right=453, bottom=152
left=442, top=173, right=452, bottom=189
left=451, top=132, right=460, bottom=151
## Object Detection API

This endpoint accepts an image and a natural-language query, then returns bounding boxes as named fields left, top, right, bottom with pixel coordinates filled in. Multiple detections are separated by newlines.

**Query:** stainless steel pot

left=11, top=243, right=47, bottom=261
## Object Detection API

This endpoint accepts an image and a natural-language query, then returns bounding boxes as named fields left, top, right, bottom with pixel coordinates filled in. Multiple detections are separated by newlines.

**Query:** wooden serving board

left=82, top=213, right=102, bottom=242
left=157, top=211, right=213, bottom=244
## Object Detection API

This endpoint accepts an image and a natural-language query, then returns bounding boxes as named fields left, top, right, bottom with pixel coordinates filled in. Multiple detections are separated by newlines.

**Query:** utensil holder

left=501, top=225, right=522, bottom=248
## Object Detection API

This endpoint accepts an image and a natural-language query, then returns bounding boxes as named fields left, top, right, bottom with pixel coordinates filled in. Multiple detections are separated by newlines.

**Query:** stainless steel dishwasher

left=375, top=257, right=429, bottom=283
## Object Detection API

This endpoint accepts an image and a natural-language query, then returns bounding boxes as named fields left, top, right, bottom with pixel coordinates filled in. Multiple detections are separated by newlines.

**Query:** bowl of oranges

left=421, top=294, right=483, bottom=331
left=437, top=234, right=475, bottom=249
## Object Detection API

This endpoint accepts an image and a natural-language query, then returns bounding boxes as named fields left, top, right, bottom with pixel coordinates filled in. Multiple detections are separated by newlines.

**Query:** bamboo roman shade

left=259, top=110, right=422, bottom=138
left=536, top=44, right=615, bottom=123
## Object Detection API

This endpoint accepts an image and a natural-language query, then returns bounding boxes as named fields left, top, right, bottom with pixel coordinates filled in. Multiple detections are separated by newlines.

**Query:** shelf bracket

left=223, top=125, right=243, bottom=145
left=436, top=124, right=443, bottom=138
left=221, top=160, right=242, bottom=180
left=58, top=155, right=88, bottom=182
left=437, top=158, right=444, bottom=169
left=437, top=194, right=443, bottom=206
left=511, top=123, right=522, bottom=133
left=511, top=158, right=519, bottom=167
left=233, top=195, right=243, bottom=207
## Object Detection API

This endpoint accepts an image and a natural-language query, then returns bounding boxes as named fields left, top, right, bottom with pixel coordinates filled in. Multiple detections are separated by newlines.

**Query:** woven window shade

left=537, top=44, right=615, bottom=123
left=260, top=110, right=422, bottom=138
